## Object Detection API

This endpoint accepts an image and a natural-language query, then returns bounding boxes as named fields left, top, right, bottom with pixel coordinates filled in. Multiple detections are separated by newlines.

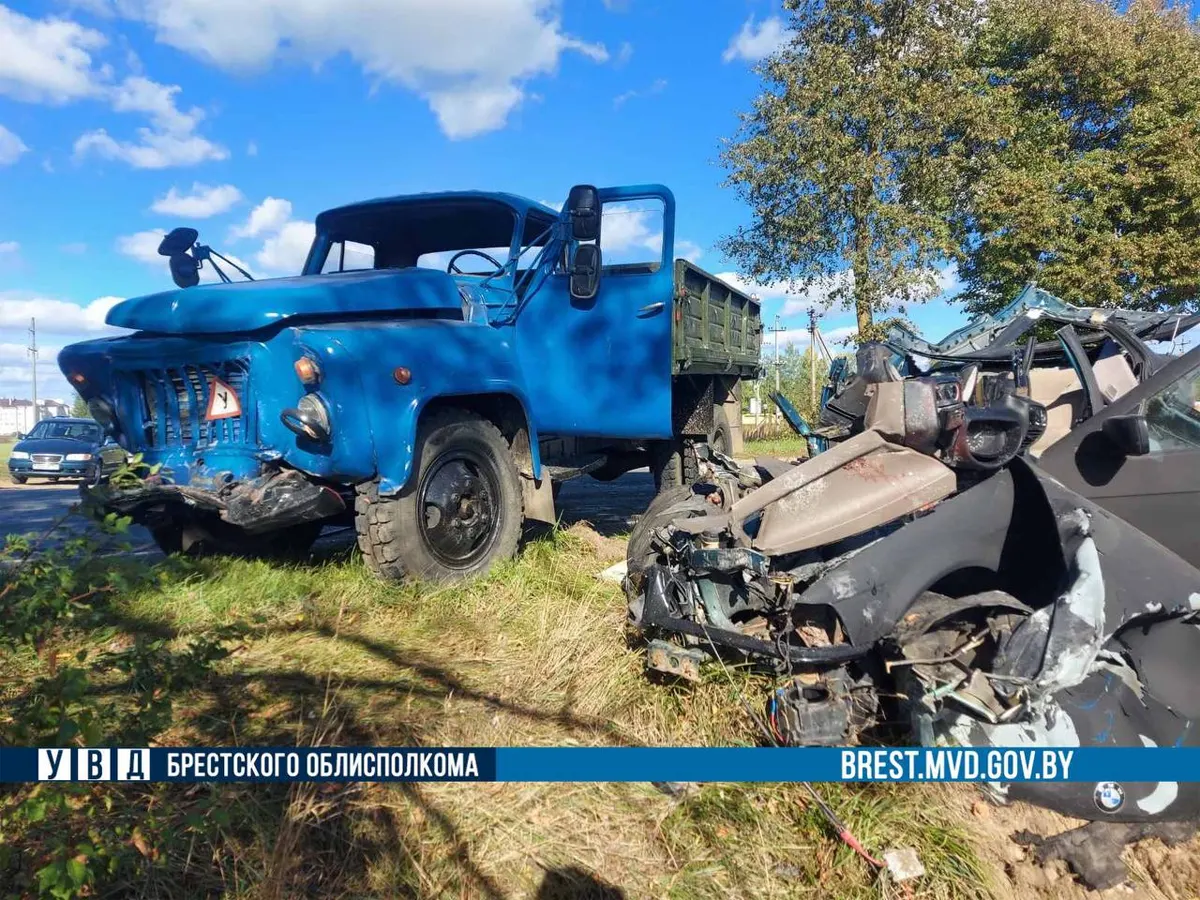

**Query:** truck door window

left=321, top=240, right=375, bottom=273
left=600, top=199, right=664, bottom=275
left=1143, top=365, right=1200, bottom=450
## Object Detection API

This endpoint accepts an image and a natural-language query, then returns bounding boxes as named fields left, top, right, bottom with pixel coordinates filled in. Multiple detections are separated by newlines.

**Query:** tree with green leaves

left=959, top=0, right=1200, bottom=314
left=721, top=0, right=984, bottom=338
left=71, top=393, right=89, bottom=418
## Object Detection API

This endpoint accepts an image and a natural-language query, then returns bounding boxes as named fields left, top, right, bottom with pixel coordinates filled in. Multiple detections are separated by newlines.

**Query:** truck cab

left=59, top=184, right=761, bottom=581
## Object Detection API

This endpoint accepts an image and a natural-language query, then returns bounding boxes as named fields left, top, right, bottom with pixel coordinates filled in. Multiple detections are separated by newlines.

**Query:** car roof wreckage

left=624, top=288, right=1200, bottom=887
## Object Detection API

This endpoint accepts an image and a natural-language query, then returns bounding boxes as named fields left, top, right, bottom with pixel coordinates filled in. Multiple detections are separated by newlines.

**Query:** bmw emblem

left=1094, top=782, right=1125, bottom=813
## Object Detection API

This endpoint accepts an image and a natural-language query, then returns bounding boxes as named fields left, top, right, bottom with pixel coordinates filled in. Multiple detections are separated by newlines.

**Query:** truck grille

left=131, top=360, right=253, bottom=450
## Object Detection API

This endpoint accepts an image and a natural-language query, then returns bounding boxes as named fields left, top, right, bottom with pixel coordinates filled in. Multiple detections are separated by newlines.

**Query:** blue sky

left=0, top=0, right=970, bottom=401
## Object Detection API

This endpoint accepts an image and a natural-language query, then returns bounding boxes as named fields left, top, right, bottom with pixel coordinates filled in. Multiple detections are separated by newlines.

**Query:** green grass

left=0, top=440, right=12, bottom=483
left=2, top=523, right=997, bottom=899
left=744, top=435, right=809, bottom=459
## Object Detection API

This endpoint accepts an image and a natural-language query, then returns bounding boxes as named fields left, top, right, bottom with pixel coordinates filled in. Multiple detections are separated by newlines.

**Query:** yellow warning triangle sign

left=206, top=377, right=242, bottom=421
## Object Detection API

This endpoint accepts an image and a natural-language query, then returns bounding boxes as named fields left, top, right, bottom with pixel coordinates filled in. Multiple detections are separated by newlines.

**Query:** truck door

left=1036, top=347, right=1200, bottom=567
left=514, top=185, right=676, bottom=438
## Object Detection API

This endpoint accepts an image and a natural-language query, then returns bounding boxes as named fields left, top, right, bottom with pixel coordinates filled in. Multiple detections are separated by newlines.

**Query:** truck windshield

left=310, top=198, right=524, bottom=276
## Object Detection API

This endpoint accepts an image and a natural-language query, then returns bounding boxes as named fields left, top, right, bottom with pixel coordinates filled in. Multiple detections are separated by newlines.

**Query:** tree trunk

left=852, top=216, right=875, bottom=336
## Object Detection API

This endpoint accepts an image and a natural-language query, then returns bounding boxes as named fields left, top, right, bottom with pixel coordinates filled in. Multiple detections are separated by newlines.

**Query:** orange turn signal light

left=69, top=372, right=87, bottom=386
left=294, top=356, right=321, bottom=385
left=393, top=366, right=412, bottom=385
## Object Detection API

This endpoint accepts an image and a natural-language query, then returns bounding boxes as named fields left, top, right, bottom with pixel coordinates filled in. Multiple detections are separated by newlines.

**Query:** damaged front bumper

left=94, top=468, right=347, bottom=535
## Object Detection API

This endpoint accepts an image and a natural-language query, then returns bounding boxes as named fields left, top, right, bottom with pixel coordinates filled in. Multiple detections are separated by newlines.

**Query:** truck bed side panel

left=672, top=260, right=762, bottom=377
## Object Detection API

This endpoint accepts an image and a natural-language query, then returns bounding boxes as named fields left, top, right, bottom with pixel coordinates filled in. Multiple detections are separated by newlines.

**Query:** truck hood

left=106, top=268, right=466, bottom=335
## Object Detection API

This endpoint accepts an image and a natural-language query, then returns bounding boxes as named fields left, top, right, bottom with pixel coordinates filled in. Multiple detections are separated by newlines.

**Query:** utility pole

left=808, top=308, right=818, bottom=409
left=28, top=317, right=38, bottom=429
left=768, top=315, right=787, bottom=413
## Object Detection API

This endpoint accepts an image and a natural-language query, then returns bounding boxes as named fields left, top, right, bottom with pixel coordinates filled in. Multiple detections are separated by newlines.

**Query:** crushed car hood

left=106, top=268, right=467, bottom=335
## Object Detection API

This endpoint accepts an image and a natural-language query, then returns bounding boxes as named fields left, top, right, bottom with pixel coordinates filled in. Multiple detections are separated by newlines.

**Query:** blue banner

left=1, top=746, right=1199, bottom=784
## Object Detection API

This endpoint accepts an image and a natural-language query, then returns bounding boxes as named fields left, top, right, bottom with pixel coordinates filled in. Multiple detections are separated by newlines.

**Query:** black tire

left=86, top=464, right=103, bottom=488
left=650, top=439, right=700, bottom=494
left=150, top=520, right=322, bottom=561
left=355, top=408, right=523, bottom=583
left=624, top=484, right=718, bottom=614
left=709, top=405, right=732, bottom=456
left=12, top=475, right=27, bottom=484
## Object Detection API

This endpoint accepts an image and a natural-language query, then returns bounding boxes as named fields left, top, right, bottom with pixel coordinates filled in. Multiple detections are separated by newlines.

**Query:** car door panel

left=1038, top=348, right=1200, bottom=567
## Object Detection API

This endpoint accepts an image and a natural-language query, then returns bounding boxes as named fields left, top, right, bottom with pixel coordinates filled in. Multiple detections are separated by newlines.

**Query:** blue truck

left=58, top=185, right=762, bottom=581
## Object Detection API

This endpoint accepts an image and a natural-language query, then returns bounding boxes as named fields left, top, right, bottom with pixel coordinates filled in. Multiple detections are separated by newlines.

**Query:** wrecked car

left=778, top=284, right=1200, bottom=464
left=626, top=321, right=1200, bottom=825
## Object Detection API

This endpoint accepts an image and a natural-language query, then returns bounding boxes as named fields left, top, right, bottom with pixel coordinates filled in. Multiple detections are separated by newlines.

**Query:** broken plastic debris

left=597, top=560, right=627, bottom=583
left=882, top=847, right=925, bottom=882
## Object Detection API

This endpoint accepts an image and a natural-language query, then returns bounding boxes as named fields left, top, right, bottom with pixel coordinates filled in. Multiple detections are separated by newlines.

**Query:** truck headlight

left=66, top=453, right=93, bottom=461
left=10, top=451, right=29, bottom=460
left=280, top=393, right=332, bottom=442
left=88, top=398, right=119, bottom=435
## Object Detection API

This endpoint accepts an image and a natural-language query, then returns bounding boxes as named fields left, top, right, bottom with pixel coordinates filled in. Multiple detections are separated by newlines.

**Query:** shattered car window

left=1144, top=366, right=1200, bottom=450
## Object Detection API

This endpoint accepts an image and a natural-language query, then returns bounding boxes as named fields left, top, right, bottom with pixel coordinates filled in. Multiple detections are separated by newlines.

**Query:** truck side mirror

left=569, top=244, right=601, bottom=301
left=1101, top=414, right=1150, bottom=457
left=566, top=185, right=600, bottom=242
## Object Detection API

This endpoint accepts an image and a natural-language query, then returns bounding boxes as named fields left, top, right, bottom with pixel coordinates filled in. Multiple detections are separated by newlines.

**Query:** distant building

left=0, top=398, right=71, bottom=436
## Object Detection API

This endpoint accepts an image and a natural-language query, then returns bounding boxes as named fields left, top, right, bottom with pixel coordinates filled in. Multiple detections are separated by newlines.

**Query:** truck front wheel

left=355, top=409, right=523, bottom=582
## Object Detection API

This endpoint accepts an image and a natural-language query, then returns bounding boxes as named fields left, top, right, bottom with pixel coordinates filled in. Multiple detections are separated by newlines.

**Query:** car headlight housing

left=10, top=451, right=29, bottom=460
left=66, top=453, right=93, bottom=462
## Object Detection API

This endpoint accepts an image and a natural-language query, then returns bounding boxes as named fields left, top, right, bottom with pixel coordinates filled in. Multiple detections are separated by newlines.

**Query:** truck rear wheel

left=650, top=439, right=699, bottom=493
left=355, top=409, right=523, bottom=583
left=709, top=405, right=732, bottom=456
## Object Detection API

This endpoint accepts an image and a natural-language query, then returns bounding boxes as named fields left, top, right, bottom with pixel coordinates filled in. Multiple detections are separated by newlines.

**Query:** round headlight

left=88, top=398, right=118, bottom=434
left=298, top=394, right=330, bottom=430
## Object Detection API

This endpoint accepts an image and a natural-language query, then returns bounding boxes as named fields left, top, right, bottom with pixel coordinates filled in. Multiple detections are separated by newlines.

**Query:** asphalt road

left=0, top=471, right=657, bottom=558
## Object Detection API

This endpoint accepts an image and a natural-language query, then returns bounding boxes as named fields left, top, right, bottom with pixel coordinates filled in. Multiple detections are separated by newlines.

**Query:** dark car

left=7, top=417, right=126, bottom=485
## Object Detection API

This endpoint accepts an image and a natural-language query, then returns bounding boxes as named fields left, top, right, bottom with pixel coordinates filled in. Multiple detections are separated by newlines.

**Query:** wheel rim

left=417, top=448, right=502, bottom=569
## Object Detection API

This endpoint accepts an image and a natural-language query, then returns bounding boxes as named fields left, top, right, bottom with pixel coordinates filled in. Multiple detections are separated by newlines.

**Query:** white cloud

left=767, top=325, right=857, bottom=350
left=116, top=229, right=166, bottom=264
left=246, top=140, right=257, bottom=156
left=255, top=220, right=315, bottom=274
left=109, top=0, right=608, bottom=139
left=0, top=241, right=17, bottom=253
left=0, top=123, right=29, bottom=164
left=614, top=41, right=633, bottom=67
left=229, top=196, right=311, bottom=275
left=427, top=83, right=524, bottom=140
left=0, top=292, right=124, bottom=333
left=0, top=5, right=107, bottom=103
left=151, top=182, right=243, bottom=217
left=676, top=239, right=703, bottom=263
left=717, top=263, right=962, bottom=317
left=118, top=228, right=254, bottom=282
left=73, top=128, right=225, bottom=168
left=722, top=16, right=791, bottom=64
left=613, top=77, right=666, bottom=109
left=73, top=77, right=229, bottom=168
left=230, top=197, right=293, bottom=239
left=61, top=242, right=88, bottom=254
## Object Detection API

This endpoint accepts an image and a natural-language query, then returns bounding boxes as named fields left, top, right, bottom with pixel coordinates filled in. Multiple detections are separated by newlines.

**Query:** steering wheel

left=447, top=249, right=505, bottom=276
